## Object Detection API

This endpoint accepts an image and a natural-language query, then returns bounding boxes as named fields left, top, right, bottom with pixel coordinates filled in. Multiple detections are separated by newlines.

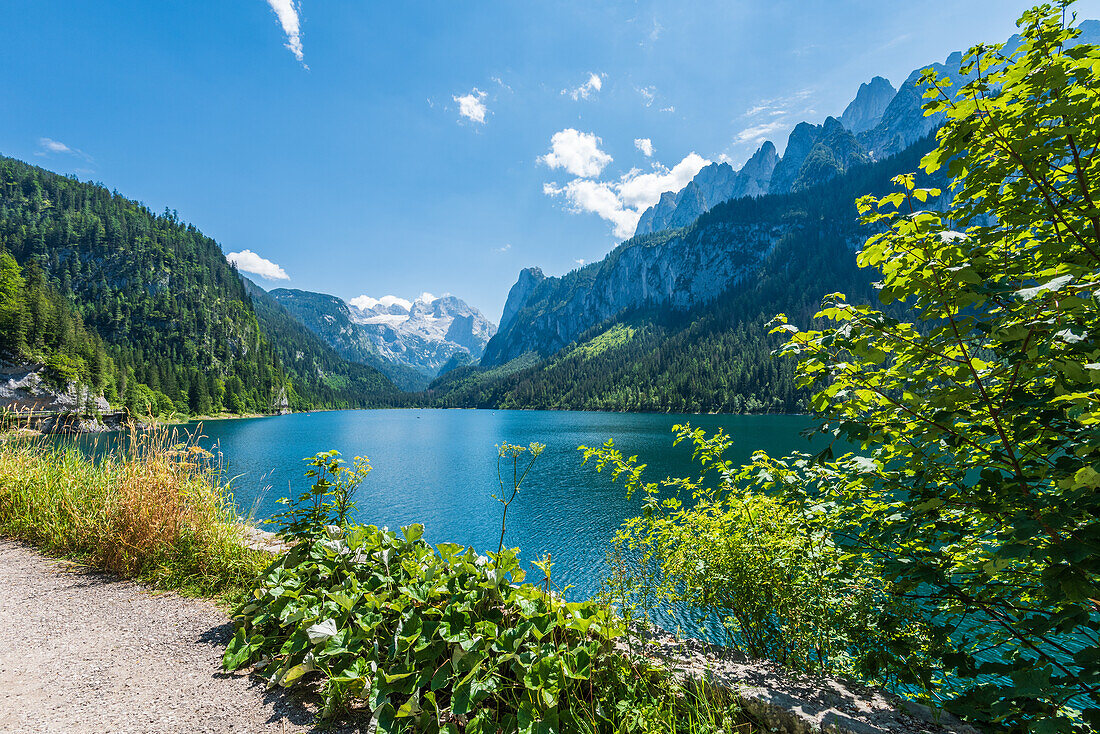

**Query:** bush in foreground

left=226, top=450, right=753, bottom=733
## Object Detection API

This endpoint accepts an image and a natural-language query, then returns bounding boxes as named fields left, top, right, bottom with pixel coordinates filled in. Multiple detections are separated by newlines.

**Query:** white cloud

left=649, top=17, right=663, bottom=41
left=742, top=89, right=813, bottom=119
left=39, top=138, right=72, bottom=154
left=660, top=105, right=675, bottom=113
left=564, top=72, right=603, bottom=101
left=416, top=292, right=437, bottom=304
left=227, top=249, right=290, bottom=281
left=454, top=88, right=488, bottom=124
left=634, top=138, right=654, bottom=157
left=735, top=120, right=788, bottom=144
left=494, top=243, right=512, bottom=253
left=37, top=137, right=91, bottom=161
left=265, top=0, right=306, bottom=66
left=543, top=152, right=709, bottom=239
left=350, top=295, right=413, bottom=311
left=538, top=129, right=612, bottom=178
left=636, top=86, right=656, bottom=107
left=575, top=258, right=586, bottom=266
left=615, top=154, right=708, bottom=210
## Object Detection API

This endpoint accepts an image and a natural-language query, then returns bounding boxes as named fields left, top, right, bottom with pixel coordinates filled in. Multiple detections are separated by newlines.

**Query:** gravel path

left=0, top=540, right=366, bottom=734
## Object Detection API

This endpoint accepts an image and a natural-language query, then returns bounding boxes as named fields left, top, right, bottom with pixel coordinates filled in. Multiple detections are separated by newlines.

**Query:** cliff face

left=481, top=218, right=789, bottom=366
left=498, top=267, right=546, bottom=331
left=634, top=142, right=777, bottom=236
left=839, top=76, right=896, bottom=134
left=483, top=133, right=942, bottom=369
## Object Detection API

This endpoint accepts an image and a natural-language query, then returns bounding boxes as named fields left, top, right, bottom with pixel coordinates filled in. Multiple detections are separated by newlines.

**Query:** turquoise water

left=184, top=409, right=819, bottom=609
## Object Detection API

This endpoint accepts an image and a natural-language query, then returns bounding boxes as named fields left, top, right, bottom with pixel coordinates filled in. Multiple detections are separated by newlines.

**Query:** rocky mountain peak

left=499, top=267, right=546, bottom=331
left=840, top=76, right=896, bottom=134
left=272, top=289, right=496, bottom=384
left=634, top=140, right=778, bottom=237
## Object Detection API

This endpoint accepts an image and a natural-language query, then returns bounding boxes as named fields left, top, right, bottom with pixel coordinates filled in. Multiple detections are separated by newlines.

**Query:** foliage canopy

left=757, top=3, right=1100, bottom=728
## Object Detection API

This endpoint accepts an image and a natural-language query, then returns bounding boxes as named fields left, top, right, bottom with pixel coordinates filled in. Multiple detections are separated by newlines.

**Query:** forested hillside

left=0, top=249, right=116, bottom=402
left=431, top=136, right=939, bottom=412
left=0, top=155, right=396, bottom=416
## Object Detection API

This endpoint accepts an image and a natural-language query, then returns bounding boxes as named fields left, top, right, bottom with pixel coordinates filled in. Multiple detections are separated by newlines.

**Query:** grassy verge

left=0, top=425, right=269, bottom=602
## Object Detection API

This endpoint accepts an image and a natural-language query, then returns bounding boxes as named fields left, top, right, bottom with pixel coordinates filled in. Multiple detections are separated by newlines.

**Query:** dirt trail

left=0, top=540, right=363, bottom=734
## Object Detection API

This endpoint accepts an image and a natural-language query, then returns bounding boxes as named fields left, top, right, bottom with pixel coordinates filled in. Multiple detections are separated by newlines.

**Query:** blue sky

left=4, top=1, right=1099, bottom=321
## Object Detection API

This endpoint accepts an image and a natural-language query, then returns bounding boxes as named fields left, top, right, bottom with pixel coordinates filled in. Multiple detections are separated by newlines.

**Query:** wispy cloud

left=636, top=86, right=656, bottom=107
left=649, top=17, right=663, bottom=41
left=574, top=258, right=587, bottom=266
left=539, top=129, right=613, bottom=178
left=265, top=0, right=306, bottom=67
left=742, top=88, right=813, bottom=118
left=735, top=120, right=788, bottom=144
left=563, top=72, right=604, bottom=101
left=227, top=249, right=290, bottom=281
left=36, top=137, right=92, bottom=162
left=660, top=106, right=675, bottom=113
left=543, top=148, right=709, bottom=240
left=494, top=243, right=511, bottom=253
left=634, top=138, right=654, bottom=157
left=454, top=88, right=489, bottom=124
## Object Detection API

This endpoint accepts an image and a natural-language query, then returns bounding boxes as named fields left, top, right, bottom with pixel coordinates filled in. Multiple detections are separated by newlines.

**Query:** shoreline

left=7, top=404, right=815, bottom=436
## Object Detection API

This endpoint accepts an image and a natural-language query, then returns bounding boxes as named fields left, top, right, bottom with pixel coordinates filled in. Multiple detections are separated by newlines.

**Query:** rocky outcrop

left=0, top=360, right=122, bottom=433
left=498, top=267, right=546, bottom=332
left=642, top=628, right=978, bottom=734
left=790, top=118, right=871, bottom=192
left=634, top=142, right=778, bottom=236
left=0, top=360, right=110, bottom=416
left=481, top=215, right=789, bottom=366
left=734, top=140, right=779, bottom=197
left=769, top=122, right=823, bottom=195
left=839, top=76, right=896, bottom=134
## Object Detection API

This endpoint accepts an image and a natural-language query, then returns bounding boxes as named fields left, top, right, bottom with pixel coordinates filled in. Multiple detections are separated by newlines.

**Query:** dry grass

left=0, top=424, right=269, bottom=601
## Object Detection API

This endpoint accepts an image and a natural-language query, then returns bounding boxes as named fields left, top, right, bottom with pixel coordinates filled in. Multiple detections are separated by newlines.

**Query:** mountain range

left=265, top=288, right=496, bottom=391
left=633, top=20, right=1099, bottom=241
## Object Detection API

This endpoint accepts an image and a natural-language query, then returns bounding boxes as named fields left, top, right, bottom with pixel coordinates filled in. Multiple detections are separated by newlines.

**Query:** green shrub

left=756, top=3, right=1100, bottom=727
left=226, top=450, right=755, bottom=733
left=583, top=424, right=931, bottom=682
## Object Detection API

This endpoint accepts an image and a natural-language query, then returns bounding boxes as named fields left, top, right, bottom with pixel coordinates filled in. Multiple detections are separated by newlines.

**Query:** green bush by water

left=225, top=449, right=756, bottom=733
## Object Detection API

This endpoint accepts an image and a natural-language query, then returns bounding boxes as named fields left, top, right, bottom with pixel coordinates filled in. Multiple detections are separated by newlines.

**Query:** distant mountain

left=478, top=136, right=938, bottom=372
left=859, top=21, right=1099, bottom=159
left=269, top=289, right=496, bottom=389
left=0, top=153, right=402, bottom=416
left=634, top=142, right=777, bottom=236
left=839, top=76, right=896, bottom=134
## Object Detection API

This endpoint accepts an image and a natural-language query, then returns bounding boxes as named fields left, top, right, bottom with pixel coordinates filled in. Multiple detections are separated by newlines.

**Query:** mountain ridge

left=269, top=288, right=496, bottom=390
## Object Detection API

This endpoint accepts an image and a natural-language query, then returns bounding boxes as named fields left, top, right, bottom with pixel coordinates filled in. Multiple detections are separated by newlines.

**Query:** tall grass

left=0, top=424, right=269, bottom=601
